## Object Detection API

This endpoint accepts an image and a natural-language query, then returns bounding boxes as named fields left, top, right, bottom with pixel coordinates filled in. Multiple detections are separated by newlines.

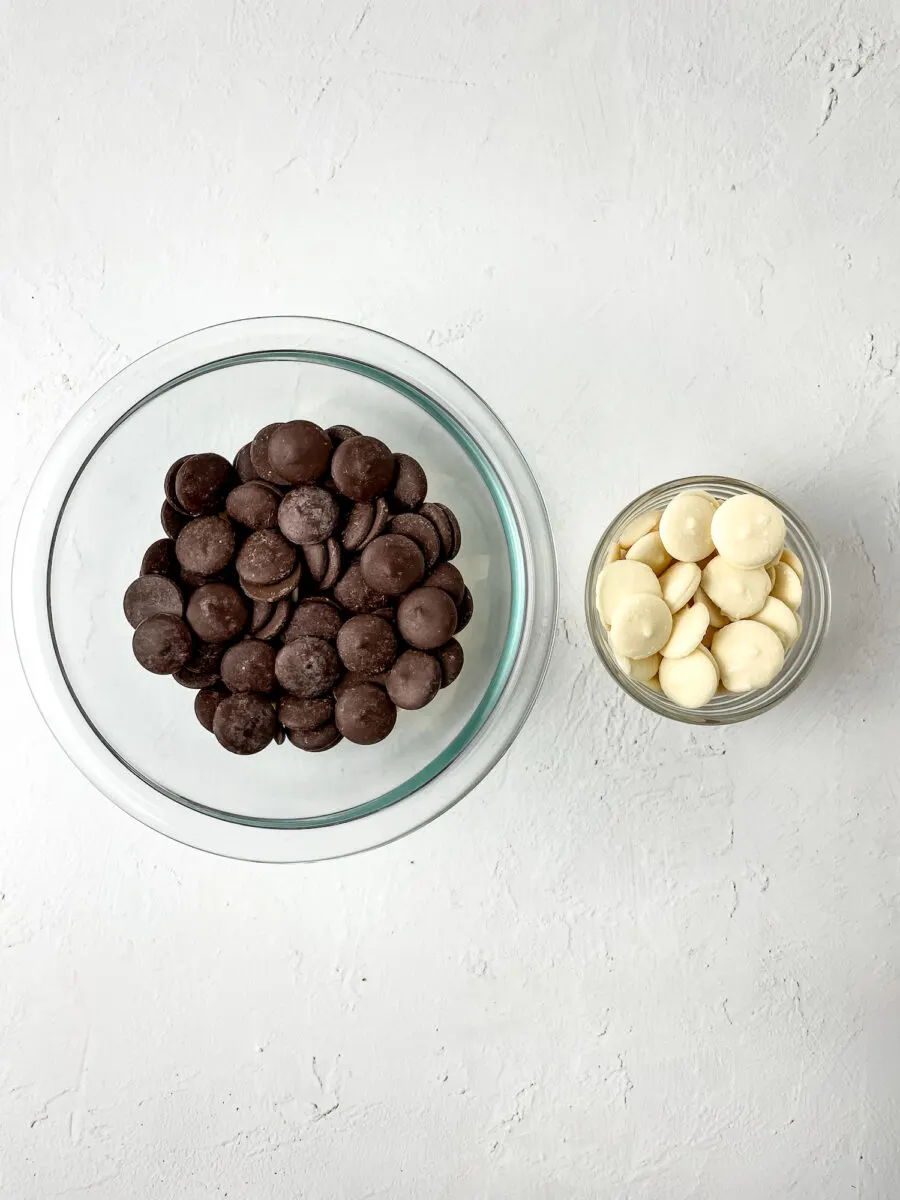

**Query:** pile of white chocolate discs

left=596, top=489, right=804, bottom=708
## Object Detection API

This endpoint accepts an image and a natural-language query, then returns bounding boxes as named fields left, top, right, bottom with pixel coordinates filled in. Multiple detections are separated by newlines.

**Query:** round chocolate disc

left=342, top=501, right=375, bottom=551
left=278, top=694, right=335, bottom=732
left=173, top=640, right=224, bottom=689
left=236, top=529, right=297, bottom=585
left=397, top=587, right=458, bottom=650
left=423, top=562, right=465, bottom=605
left=179, top=569, right=209, bottom=591
left=418, top=503, right=454, bottom=559
left=194, top=684, right=228, bottom=732
left=141, top=538, right=179, bottom=579
left=213, top=692, right=278, bottom=755
left=285, top=600, right=343, bottom=642
left=186, top=583, right=248, bottom=643
left=336, top=614, right=398, bottom=674
left=267, top=420, right=332, bottom=484
left=319, top=537, right=343, bottom=591
left=389, top=513, right=441, bottom=569
left=233, top=443, right=261, bottom=483
left=161, top=500, right=190, bottom=540
left=226, top=481, right=281, bottom=530
left=165, top=455, right=192, bottom=512
left=220, top=639, right=277, bottom=693
left=326, top=424, right=361, bottom=444
left=287, top=723, right=343, bottom=752
left=302, top=542, right=328, bottom=583
left=334, top=682, right=397, bottom=745
left=174, top=453, right=234, bottom=516
left=249, top=423, right=291, bottom=485
left=132, top=613, right=193, bottom=675
left=387, top=649, right=442, bottom=710
left=330, top=436, right=394, bottom=501
left=174, top=666, right=219, bottom=689
left=360, top=534, right=425, bottom=596
left=369, top=606, right=397, bottom=623
left=278, top=486, right=339, bottom=545
left=332, top=561, right=387, bottom=613
left=357, top=496, right=390, bottom=549
left=124, top=575, right=183, bottom=628
left=254, top=597, right=292, bottom=641
left=334, top=671, right=390, bottom=696
left=391, top=453, right=428, bottom=510
left=175, top=516, right=236, bottom=576
left=239, top=562, right=303, bottom=603
left=250, top=599, right=274, bottom=633
left=438, top=638, right=464, bottom=687
left=456, top=587, right=474, bottom=632
left=275, top=636, right=341, bottom=698
left=437, top=503, right=462, bottom=559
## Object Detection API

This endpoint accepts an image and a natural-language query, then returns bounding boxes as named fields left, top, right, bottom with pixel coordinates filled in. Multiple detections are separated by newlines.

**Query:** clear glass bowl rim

left=584, top=475, right=831, bottom=726
left=12, top=316, right=558, bottom=861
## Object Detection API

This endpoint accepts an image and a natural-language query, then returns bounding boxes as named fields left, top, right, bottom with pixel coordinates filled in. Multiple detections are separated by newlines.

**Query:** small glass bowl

left=12, top=317, right=557, bottom=861
left=585, top=476, right=830, bottom=726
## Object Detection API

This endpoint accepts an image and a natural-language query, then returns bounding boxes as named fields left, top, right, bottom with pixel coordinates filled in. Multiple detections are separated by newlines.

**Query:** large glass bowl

left=585, top=476, right=830, bottom=726
left=13, top=317, right=557, bottom=861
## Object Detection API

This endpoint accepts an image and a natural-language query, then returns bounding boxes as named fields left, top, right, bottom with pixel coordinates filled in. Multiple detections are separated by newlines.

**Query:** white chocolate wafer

left=659, top=493, right=716, bottom=562
left=609, top=593, right=673, bottom=660
left=625, top=530, right=672, bottom=575
left=659, top=561, right=702, bottom=613
left=615, top=652, right=661, bottom=683
left=779, top=547, right=804, bottom=583
left=770, top=561, right=803, bottom=611
left=711, top=620, right=784, bottom=693
left=658, top=645, right=720, bottom=708
left=617, top=509, right=663, bottom=550
left=682, top=489, right=721, bottom=508
left=596, top=559, right=663, bottom=626
left=752, top=596, right=799, bottom=650
left=693, top=584, right=728, bottom=628
left=701, top=556, right=769, bottom=620
left=661, top=602, right=710, bottom=659
left=711, top=494, right=785, bottom=570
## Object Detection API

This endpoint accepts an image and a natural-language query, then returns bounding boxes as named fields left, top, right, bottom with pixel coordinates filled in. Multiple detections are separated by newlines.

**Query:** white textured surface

left=2, top=1, right=900, bottom=1195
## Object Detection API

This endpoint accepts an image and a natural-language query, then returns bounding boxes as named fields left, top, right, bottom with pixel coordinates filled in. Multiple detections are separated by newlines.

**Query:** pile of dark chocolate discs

left=123, top=421, right=473, bottom=755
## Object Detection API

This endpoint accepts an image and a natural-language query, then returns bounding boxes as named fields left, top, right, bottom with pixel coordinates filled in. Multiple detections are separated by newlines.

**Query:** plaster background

left=2, top=0, right=900, bottom=1195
